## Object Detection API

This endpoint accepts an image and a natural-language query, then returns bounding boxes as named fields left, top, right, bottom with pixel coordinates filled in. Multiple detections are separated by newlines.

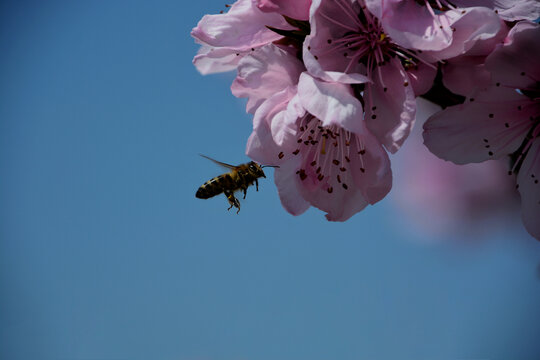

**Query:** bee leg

left=242, top=187, right=247, bottom=199
left=255, top=179, right=259, bottom=191
left=224, top=190, right=240, bottom=213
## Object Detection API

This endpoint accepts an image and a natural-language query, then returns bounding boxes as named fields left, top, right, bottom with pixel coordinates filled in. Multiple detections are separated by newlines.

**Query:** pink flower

left=191, top=0, right=294, bottom=74
left=392, top=99, right=519, bottom=238
left=423, top=22, right=540, bottom=240
left=251, top=75, right=392, bottom=221
left=238, top=45, right=392, bottom=220
left=303, top=0, right=429, bottom=154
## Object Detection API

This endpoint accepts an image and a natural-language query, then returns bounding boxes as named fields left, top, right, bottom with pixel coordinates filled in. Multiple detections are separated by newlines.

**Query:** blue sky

left=1, top=1, right=540, bottom=359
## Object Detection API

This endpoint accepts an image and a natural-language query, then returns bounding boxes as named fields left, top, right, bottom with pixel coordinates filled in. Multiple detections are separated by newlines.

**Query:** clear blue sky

left=1, top=1, right=540, bottom=359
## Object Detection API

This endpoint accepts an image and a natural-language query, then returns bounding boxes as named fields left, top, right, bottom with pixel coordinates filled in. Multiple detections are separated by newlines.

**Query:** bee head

left=248, top=161, right=266, bottom=178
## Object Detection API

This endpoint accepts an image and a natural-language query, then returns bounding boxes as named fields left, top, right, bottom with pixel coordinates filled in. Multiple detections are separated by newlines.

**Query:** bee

left=195, top=154, right=276, bottom=213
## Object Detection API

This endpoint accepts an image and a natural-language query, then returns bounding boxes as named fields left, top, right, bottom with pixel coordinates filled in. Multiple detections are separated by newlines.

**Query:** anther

left=327, top=187, right=333, bottom=193
left=342, top=183, right=348, bottom=190
left=292, top=149, right=300, bottom=155
left=333, top=159, right=340, bottom=165
left=278, top=152, right=284, bottom=159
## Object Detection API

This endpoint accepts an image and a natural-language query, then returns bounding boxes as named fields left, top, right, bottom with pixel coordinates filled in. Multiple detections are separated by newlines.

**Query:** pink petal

left=297, top=178, right=369, bottom=222
left=485, top=22, right=540, bottom=89
left=442, top=57, right=492, bottom=97
left=297, top=73, right=365, bottom=135
left=246, top=90, right=294, bottom=166
left=516, top=139, right=540, bottom=240
left=191, top=0, right=289, bottom=51
left=423, top=87, right=532, bottom=164
left=257, top=0, right=312, bottom=20
left=376, top=0, right=455, bottom=51
left=231, top=44, right=304, bottom=114
left=406, top=62, right=437, bottom=96
left=425, top=7, right=502, bottom=60
left=349, top=128, right=393, bottom=204
left=271, top=93, right=304, bottom=147
left=274, top=160, right=311, bottom=216
left=440, top=22, right=508, bottom=96
left=192, top=46, right=242, bottom=75
left=452, top=0, right=540, bottom=21
left=365, top=59, right=416, bottom=153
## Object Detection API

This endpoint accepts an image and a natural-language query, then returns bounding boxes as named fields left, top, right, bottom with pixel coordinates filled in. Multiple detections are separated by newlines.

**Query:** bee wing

left=199, top=154, right=238, bottom=170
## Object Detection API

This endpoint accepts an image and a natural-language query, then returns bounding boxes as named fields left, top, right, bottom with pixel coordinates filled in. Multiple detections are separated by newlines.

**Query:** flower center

left=312, top=0, right=434, bottom=77
left=277, top=114, right=369, bottom=193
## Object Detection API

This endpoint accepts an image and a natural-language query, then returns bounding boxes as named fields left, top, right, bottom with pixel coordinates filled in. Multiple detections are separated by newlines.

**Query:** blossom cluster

left=191, top=0, right=540, bottom=239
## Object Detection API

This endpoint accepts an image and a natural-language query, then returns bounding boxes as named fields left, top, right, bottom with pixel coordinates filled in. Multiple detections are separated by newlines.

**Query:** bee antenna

left=261, top=165, right=280, bottom=168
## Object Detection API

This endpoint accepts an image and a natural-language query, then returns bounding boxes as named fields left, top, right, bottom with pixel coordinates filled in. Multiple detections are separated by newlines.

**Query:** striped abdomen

left=196, top=173, right=239, bottom=199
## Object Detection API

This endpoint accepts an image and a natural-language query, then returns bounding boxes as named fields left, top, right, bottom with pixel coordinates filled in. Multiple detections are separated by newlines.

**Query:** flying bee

left=195, top=154, right=277, bottom=213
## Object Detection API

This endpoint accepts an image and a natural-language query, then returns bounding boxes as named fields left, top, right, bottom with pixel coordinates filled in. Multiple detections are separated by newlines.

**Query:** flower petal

left=297, top=178, right=369, bottom=222
left=192, top=45, right=243, bottom=75
left=257, top=0, right=312, bottom=20
left=485, top=22, right=540, bottom=89
left=349, top=127, right=393, bottom=204
left=424, top=7, right=501, bottom=60
left=231, top=44, right=304, bottom=113
left=297, top=73, right=365, bottom=135
left=246, top=90, right=294, bottom=166
left=274, top=160, right=311, bottom=216
left=406, top=62, right=437, bottom=96
left=423, top=87, right=531, bottom=164
left=191, top=0, right=289, bottom=51
left=271, top=93, right=305, bottom=147
left=442, top=57, right=492, bottom=97
left=375, top=0, right=455, bottom=51
left=452, top=0, right=540, bottom=21
left=516, top=139, right=540, bottom=240
left=365, top=59, right=416, bottom=153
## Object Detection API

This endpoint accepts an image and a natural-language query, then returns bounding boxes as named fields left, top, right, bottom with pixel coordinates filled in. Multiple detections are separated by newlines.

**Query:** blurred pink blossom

left=392, top=99, right=519, bottom=238
left=423, top=22, right=540, bottom=240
